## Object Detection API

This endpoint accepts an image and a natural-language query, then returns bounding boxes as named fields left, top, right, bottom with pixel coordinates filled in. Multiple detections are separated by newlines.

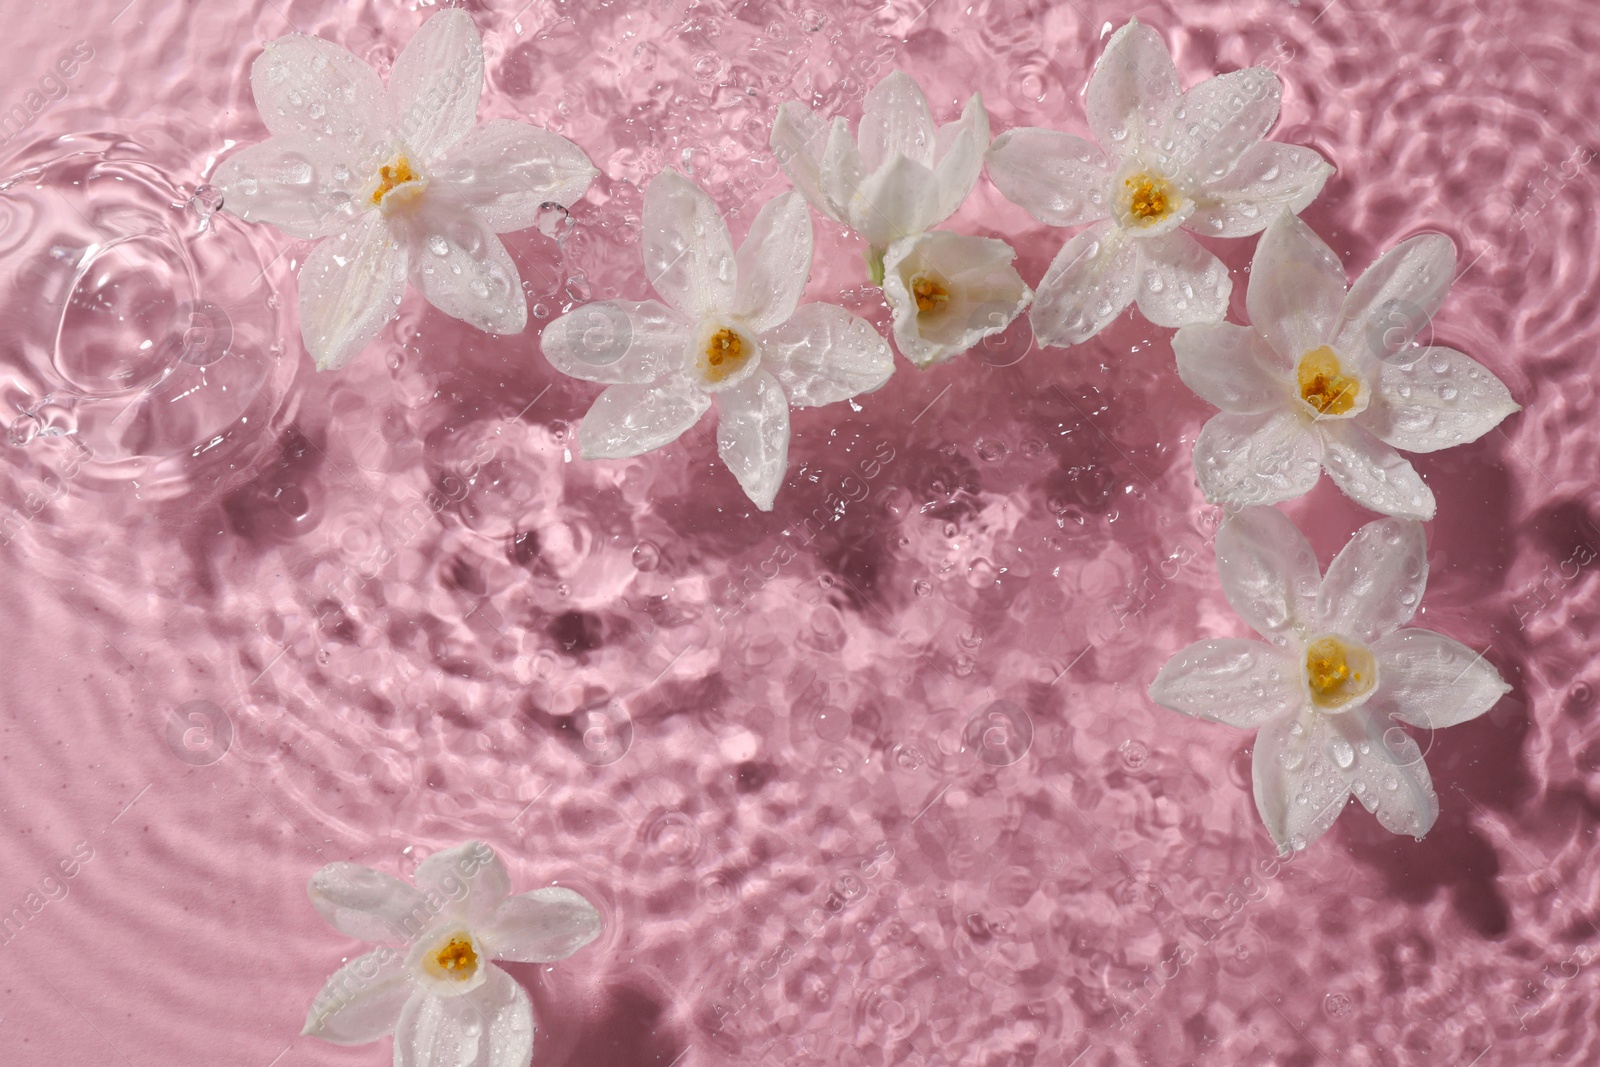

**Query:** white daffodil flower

left=540, top=169, right=895, bottom=511
left=301, top=841, right=601, bottom=1067
left=1150, top=507, right=1510, bottom=854
left=214, top=10, right=597, bottom=370
left=771, top=71, right=1030, bottom=366
left=1176, top=210, right=1519, bottom=520
left=986, top=18, right=1334, bottom=346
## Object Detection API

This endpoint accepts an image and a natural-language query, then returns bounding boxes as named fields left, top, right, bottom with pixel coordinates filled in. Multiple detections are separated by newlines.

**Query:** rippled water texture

left=2, top=0, right=1596, bottom=1063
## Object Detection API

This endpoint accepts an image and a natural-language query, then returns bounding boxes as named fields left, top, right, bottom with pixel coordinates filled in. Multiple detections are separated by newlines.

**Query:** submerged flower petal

left=297, top=212, right=408, bottom=371
left=212, top=137, right=363, bottom=240
left=643, top=169, right=737, bottom=319
left=1148, top=638, right=1301, bottom=727
left=770, top=102, right=839, bottom=222
left=1193, top=409, right=1322, bottom=508
left=732, top=191, right=813, bottom=333
left=387, top=8, right=485, bottom=163
left=413, top=841, right=512, bottom=926
left=1252, top=710, right=1351, bottom=853
left=858, top=70, right=937, bottom=171
left=1247, top=210, right=1348, bottom=362
left=984, top=128, right=1112, bottom=228
left=1368, top=629, right=1511, bottom=729
left=716, top=371, right=792, bottom=511
left=579, top=379, right=712, bottom=459
left=1214, top=506, right=1321, bottom=649
left=760, top=302, right=894, bottom=408
left=1132, top=229, right=1231, bottom=328
left=1317, top=420, right=1436, bottom=520
left=930, top=93, right=991, bottom=224
left=433, top=119, right=598, bottom=233
left=1028, top=219, right=1137, bottom=347
left=1330, top=709, right=1439, bottom=838
left=250, top=34, right=387, bottom=158
left=309, top=863, right=429, bottom=943
left=540, top=301, right=689, bottom=384
left=393, top=965, right=533, bottom=1067
left=1085, top=18, right=1180, bottom=151
left=302, top=948, right=412, bottom=1044
left=481, top=887, right=604, bottom=964
left=1173, top=322, right=1288, bottom=414
left=1367, top=347, right=1520, bottom=453
left=1189, top=142, right=1333, bottom=238
left=847, top=154, right=942, bottom=251
left=1316, top=515, right=1428, bottom=645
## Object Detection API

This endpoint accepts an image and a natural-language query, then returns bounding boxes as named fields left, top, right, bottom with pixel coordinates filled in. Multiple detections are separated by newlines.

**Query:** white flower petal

left=732, top=192, right=813, bottom=333
left=1366, top=347, right=1519, bottom=453
left=1214, top=506, right=1322, bottom=649
left=1028, top=219, right=1137, bottom=347
left=1163, top=67, right=1280, bottom=185
left=1317, top=420, right=1436, bottom=520
left=414, top=842, right=511, bottom=927
left=1189, top=143, right=1334, bottom=238
left=302, top=948, right=412, bottom=1044
left=716, top=370, right=791, bottom=511
left=760, top=302, right=894, bottom=407
left=984, top=127, right=1113, bottom=228
left=930, top=93, right=990, bottom=223
left=1247, top=210, right=1347, bottom=361
left=643, top=169, right=737, bottom=319
left=214, top=137, right=361, bottom=240
left=402, top=194, right=526, bottom=334
left=1133, top=230, right=1232, bottom=328
left=819, top=117, right=867, bottom=222
left=883, top=231, right=1031, bottom=367
left=770, top=102, right=840, bottom=222
left=1330, top=709, right=1439, bottom=839
left=388, top=9, right=484, bottom=163
left=298, top=212, right=408, bottom=371
left=1149, top=639, right=1302, bottom=727
left=1193, top=409, right=1322, bottom=508
left=579, top=379, right=711, bottom=459
left=1173, top=322, right=1289, bottom=414
left=1086, top=18, right=1180, bottom=154
left=1331, top=233, right=1457, bottom=361
left=250, top=34, right=387, bottom=161
left=847, top=154, right=941, bottom=250
left=432, top=120, right=597, bottom=233
left=394, top=966, right=533, bottom=1067
left=1368, top=629, right=1511, bottom=729
left=1253, top=711, right=1351, bottom=853
left=541, top=301, right=689, bottom=384
left=308, top=863, right=429, bottom=943
left=858, top=70, right=936, bottom=171
left=1316, top=514, right=1428, bottom=644
left=482, top=887, right=603, bottom=964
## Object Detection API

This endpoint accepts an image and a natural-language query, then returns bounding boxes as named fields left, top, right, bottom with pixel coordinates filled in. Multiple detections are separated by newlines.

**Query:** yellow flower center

left=1303, top=635, right=1376, bottom=710
left=371, top=155, right=427, bottom=212
left=701, top=327, right=750, bottom=384
left=911, top=273, right=951, bottom=314
left=1296, top=346, right=1360, bottom=416
left=1124, top=173, right=1173, bottom=223
left=430, top=936, right=479, bottom=981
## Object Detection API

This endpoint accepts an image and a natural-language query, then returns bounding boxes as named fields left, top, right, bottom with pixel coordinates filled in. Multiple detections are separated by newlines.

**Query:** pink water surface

left=1, top=0, right=1596, bottom=1064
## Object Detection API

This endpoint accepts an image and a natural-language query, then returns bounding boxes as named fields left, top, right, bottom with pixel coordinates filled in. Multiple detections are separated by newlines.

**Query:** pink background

left=0, top=0, right=1594, bottom=1064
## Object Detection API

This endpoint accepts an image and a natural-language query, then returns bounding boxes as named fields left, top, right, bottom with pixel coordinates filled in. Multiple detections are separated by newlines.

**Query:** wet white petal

left=1317, top=420, right=1436, bottom=520
left=413, top=841, right=511, bottom=927
left=643, top=169, right=737, bottom=319
left=1316, top=514, right=1428, bottom=644
left=1086, top=18, right=1179, bottom=154
left=1330, top=709, right=1439, bottom=839
left=214, top=137, right=361, bottom=240
left=481, top=887, right=603, bottom=964
left=1133, top=229, right=1231, bottom=328
left=432, top=119, right=597, bottom=233
left=308, top=863, right=429, bottom=943
left=387, top=8, right=484, bottom=163
left=297, top=212, right=407, bottom=371
left=930, top=93, right=990, bottom=224
left=1368, top=629, right=1511, bottom=729
left=394, top=966, right=533, bottom=1067
left=401, top=193, right=526, bottom=334
left=541, top=301, right=690, bottom=384
left=1193, top=409, right=1322, bottom=508
left=1215, top=506, right=1322, bottom=648
left=770, top=102, right=840, bottom=222
left=1173, top=322, right=1289, bottom=414
left=1189, top=142, right=1334, bottom=238
left=732, top=192, right=813, bottom=333
left=760, top=302, right=894, bottom=407
left=985, top=127, right=1113, bottom=228
left=1331, top=233, right=1457, bottom=361
left=1247, top=210, right=1347, bottom=361
left=1149, top=639, right=1301, bottom=727
left=302, top=948, right=412, bottom=1044
left=847, top=154, right=941, bottom=250
left=251, top=34, right=387, bottom=161
left=1163, top=67, right=1280, bottom=185
left=716, top=371, right=791, bottom=511
left=858, top=70, right=937, bottom=171
left=1366, top=346, right=1519, bottom=453
left=883, top=231, right=1031, bottom=367
left=818, top=117, right=867, bottom=222
left=1029, top=219, right=1137, bottom=347
left=1253, top=711, right=1350, bottom=854
left=580, top=379, right=711, bottom=459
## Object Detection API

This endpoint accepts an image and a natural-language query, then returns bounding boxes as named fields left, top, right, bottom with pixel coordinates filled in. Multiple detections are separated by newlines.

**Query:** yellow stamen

left=432, top=937, right=478, bottom=980
left=911, top=274, right=950, bottom=314
left=702, top=327, right=748, bottom=383
left=1297, top=345, right=1360, bottom=416
left=1304, top=636, right=1375, bottom=709
left=371, top=157, right=420, bottom=206
left=1124, top=174, right=1172, bottom=222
